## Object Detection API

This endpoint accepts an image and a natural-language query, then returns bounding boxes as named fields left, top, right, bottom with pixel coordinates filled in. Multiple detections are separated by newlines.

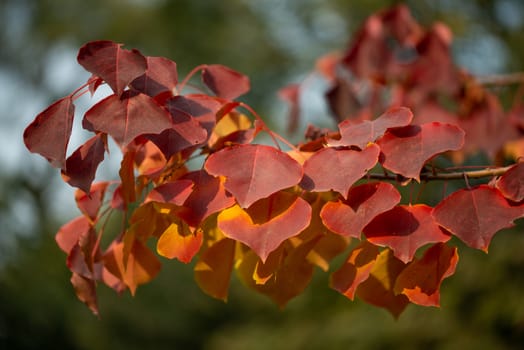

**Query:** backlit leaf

left=156, top=223, right=203, bottom=263
left=356, top=249, right=410, bottom=318
left=202, top=64, right=250, bottom=100
left=300, top=144, right=380, bottom=198
left=394, top=243, right=458, bottom=307
left=23, top=96, right=74, bottom=169
left=327, top=107, right=413, bottom=149
left=195, top=238, right=236, bottom=301
left=77, top=40, right=147, bottom=96
left=321, top=182, right=401, bottom=238
left=432, top=185, right=524, bottom=252
left=55, top=216, right=91, bottom=254
left=74, top=182, right=110, bottom=222
left=145, top=179, right=194, bottom=205
left=205, top=144, right=303, bottom=208
left=377, top=123, right=465, bottom=180
left=496, top=162, right=524, bottom=202
left=83, top=91, right=173, bottom=147
left=217, top=192, right=312, bottom=262
left=61, top=134, right=106, bottom=193
left=364, top=205, right=451, bottom=263
left=330, top=241, right=380, bottom=300
left=131, top=56, right=178, bottom=97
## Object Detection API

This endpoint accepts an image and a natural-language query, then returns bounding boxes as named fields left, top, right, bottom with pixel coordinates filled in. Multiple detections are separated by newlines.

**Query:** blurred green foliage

left=1, top=0, right=524, bottom=348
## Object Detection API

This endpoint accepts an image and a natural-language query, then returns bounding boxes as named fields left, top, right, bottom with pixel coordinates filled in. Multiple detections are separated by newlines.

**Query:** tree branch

left=475, top=72, right=524, bottom=86
left=368, top=165, right=514, bottom=182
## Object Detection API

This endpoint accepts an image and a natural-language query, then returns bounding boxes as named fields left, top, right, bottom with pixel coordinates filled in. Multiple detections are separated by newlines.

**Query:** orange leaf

left=394, top=243, right=458, bottom=307
left=217, top=192, right=312, bottom=262
left=157, top=223, right=203, bottom=263
left=356, top=249, right=409, bottom=318
left=194, top=238, right=236, bottom=301
left=330, top=241, right=380, bottom=300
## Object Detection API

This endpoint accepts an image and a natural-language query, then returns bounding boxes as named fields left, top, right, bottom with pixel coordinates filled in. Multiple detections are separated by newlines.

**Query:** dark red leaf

left=328, top=107, right=413, bottom=149
left=23, top=96, right=75, bottom=169
left=77, top=40, right=147, bottom=96
left=83, top=91, right=173, bottom=147
left=71, top=273, right=99, bottom=316
left=377, top=122, right=465, bottom=180
left=394, top=243, right=458, bottom=307
left=61, top=134, right=106, bottom=193
left=177, top=170, right=235, bottom=227
left=321, top=182, right=401, bottom=238
left=167, top=94, right=223, bottom=134
left=433, top=185, right=524, bottom=252
left=496, top=162, right=524, bottom=202
left=145, top=179, right=194, bottom=205
left=202, top=64, right=250, bottom=100
left=364, top=205, right=451, bottom=263
left=130, top=56, right=178, bottom=97
left=300, top=144, right=380, bottom=199
left=205, top=144, right=303, bottom=208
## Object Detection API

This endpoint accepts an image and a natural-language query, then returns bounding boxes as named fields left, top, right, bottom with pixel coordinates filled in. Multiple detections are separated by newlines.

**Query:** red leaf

left=496, top=162, right=524, bottom=202
left=130, top=56, right=178, bottom=97
left=377, top=123, right=465, bottom=180
left=74, top=182, right=110, bottom=222
left=55, top=216, right=91, bottom=254
left=61, top=134, right=106, bottom=193
left=394, top=243, right=458, bottom=307
left=23, top=96, right=74, bottom=169
left=300, top=144, right=380, bottom=199
left=146, top=101, right=208, bottom=159
left=156, top=223, right=203, bottom=263
left=119, top=151, right=136, bottom=208
left=70, top=273, right=99, bottom=316
left=330, top=241, right=380, bottom=300
left=433, top=185, right=524, bottom=252
left=83, top=91, right=174, bottom=147
left=217, top=192, right=312, bottom=262
left=77, top=40, right=147, bottom=96
left=177, top=170, right=235, bottom=227
left=205, top=144, right=303, bottom=208
left=364, top=205, right=451, bottom=263
left=328, top=107, right=413, bottom=149
left=167, top=94, right=223, bottom=135
left=145, top=179, right=194, bottom=205
left=278, top=84, right=301, bottom=133
left=202, top=64, right=250, bottom=100
left=321, top=182, right=401, bottom=238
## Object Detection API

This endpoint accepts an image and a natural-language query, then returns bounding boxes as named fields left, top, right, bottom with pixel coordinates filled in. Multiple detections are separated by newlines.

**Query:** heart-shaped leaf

left=77, top=40, right=147, bottom=96
left=377, top=122, right=465, bottom=180
left=156, top=223, right=203, bottom=263
left=300, top=144, right=380, bottom=198
left=205, top=144, right=303, bottom=208
left=217, top=192, right=312, bottom=262
left=131, top=56, right=178, bottom=97
left=432, top=185, right=524, bottom=252
left=363, top=205, right=451, bottom=263
left=202, top=64, right=250, bottom=100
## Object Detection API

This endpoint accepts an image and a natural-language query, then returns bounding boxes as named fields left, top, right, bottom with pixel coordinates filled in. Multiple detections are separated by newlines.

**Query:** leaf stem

left=179, top=64, right=208, bottom=92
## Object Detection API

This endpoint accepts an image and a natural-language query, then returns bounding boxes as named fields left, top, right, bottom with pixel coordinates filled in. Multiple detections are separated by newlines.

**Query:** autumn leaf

left=145, top=179, right=194, bottom=205
left=131, top=56, right=178, bottom=97
left=83, top=91, right=174, bottom=147
left=217, top=192, right=312, bottom=262
left=61, top=134, right=106, bottom=193
left=23, top=96, right=75, bottom=169
left=71, top=273, right=99, bottom=316
left=330, top=241, right=380, bottom=300
left=156, top=223, right=203, bottom=263
left=327, top=107, right=413, bottom=149
left=363, top=205, right=451, bottom=263
left=55, top=216, right=91, bottom=254
left=74, top=181, right=109, bottom=222
left=205, top=144, right=303, bottom=208
left=394, top=243, right=458, bottom=307
left=432, top=185, right=524, bottom=252
left=496, top=162, right=524, bottom=202
left=202, top=64, right=250, bottom=100
left=300, top=144, right=380, bottom=198
left=321, top=182, right=401, bottom=238
left=77, top=40, right=147, bottom=96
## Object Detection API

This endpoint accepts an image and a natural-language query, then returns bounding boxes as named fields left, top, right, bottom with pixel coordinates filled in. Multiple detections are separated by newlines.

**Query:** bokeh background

left=1, top=0, right=524, bottom=349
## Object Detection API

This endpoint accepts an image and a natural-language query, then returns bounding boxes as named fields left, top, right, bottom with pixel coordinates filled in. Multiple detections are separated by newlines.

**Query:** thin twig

left=367, top=165, right=514, bottom=182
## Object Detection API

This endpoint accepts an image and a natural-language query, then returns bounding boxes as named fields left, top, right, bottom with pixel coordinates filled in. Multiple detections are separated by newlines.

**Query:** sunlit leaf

left=156, top=223, right=203, bottom=263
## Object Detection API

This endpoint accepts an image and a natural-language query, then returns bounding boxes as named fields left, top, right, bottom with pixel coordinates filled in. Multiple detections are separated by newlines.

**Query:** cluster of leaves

left=24, top=5, right=524, bottom=318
